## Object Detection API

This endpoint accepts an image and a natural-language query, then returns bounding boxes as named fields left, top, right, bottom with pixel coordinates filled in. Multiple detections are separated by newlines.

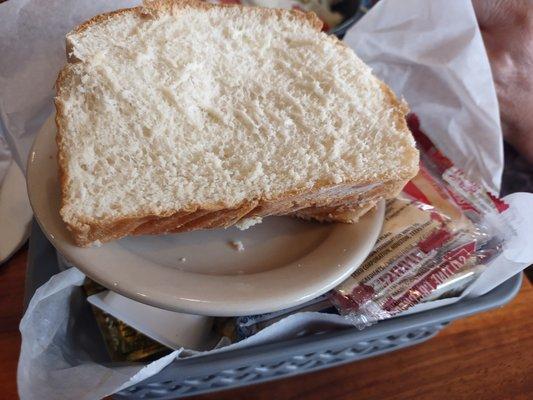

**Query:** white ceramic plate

left=0, top=161, right=32, bottom=264
left=27, top=117, right=384, bottom=316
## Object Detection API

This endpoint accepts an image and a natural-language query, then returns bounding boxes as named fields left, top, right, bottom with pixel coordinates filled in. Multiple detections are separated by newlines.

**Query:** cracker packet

left=330, top=115, right=515, bottom=329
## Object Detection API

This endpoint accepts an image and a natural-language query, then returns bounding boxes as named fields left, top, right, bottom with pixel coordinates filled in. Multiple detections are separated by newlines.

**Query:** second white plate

left=27, top=116, right=384, bottom=316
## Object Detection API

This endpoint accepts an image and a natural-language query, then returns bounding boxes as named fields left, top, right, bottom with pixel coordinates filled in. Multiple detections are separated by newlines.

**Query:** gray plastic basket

left=24, top=221, right=522, bottom=399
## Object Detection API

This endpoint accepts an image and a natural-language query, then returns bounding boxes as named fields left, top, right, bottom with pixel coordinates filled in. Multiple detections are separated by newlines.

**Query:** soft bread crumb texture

left=230, top=240, right=245, bottom=252
left=55, top=0, right=418, bottom=245
left=236, top=216, right=263, bottom=230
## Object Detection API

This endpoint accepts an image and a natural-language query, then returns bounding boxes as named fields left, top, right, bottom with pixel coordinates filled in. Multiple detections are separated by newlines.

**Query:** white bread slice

left=55, top=0, right=419, bottom=246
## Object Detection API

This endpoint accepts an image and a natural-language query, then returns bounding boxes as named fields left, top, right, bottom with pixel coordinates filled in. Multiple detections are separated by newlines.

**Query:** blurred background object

left=472, top=0, right=533, bottom=165
left=0, top=160, right=32, bottom=264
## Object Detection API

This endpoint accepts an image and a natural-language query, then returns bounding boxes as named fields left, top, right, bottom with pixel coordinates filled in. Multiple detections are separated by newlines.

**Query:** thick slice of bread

left=55, top=0, right=419, bottom=246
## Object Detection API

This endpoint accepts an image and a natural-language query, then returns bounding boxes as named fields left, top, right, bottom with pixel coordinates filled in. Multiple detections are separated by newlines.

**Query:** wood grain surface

left=1, top=246, right=532, bottom=400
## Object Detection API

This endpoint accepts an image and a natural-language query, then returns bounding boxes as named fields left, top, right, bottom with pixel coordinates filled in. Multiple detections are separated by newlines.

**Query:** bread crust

left=55, top=0, right=417, bottom=246
left=60, top=180, right=406, bottom=246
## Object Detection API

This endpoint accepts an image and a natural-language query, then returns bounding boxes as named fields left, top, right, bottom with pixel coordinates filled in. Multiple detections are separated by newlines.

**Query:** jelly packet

left=83, top=279, right=171, bottom=362
left=330, top=115, right=515, bottom=329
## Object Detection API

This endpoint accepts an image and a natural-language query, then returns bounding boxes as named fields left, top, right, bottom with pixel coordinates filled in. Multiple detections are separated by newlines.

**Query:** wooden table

left=1, top=246, right=532, bottom=400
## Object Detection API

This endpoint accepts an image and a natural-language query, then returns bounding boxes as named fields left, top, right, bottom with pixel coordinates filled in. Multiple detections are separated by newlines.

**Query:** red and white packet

left=331, top=115, right=515, bottom=329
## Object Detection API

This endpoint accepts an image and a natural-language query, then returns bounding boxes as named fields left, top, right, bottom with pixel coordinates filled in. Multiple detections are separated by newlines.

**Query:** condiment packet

left=83, top=280, right=171, bottom=362
left=216, top=294, right=337, bottom=341
left=330, top=115, right=515, bottom=329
